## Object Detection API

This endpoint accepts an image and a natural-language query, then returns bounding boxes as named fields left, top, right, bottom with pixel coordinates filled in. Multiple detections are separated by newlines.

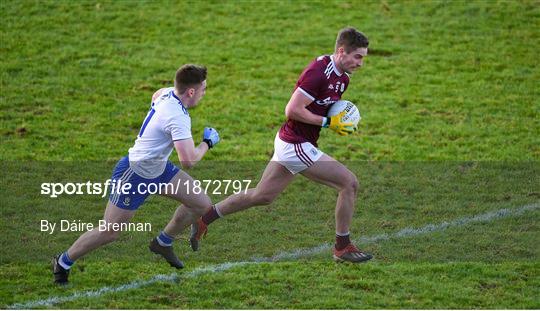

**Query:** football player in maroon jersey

left=192, top=27, right=372, bottom=263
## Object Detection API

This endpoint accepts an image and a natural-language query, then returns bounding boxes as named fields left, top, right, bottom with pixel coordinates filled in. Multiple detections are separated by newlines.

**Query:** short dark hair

left=174, top=64, right=207, bottom=93
left=335, top=27, right=369, bottom=53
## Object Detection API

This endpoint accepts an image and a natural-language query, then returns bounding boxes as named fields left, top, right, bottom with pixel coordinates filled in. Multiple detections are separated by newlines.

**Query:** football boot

left=149, top=238, right=184, bottom=269
left=189, top=217, right=208, bottom=251
left=333, top=243, right=373, bottom=263
left=51, top=254, right=70, bottom=285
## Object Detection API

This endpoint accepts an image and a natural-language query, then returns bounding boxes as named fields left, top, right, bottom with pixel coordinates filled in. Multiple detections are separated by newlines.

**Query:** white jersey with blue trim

left=128, top=87, right=192, bottom=178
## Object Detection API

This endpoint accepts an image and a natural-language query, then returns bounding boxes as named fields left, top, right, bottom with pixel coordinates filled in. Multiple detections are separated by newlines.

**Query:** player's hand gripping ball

left=326, top=100, right=361, bottom=136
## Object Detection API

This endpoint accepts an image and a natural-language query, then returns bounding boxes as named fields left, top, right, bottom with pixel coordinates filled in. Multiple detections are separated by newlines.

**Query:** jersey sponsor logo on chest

left=315, top=97, right=337, bottom=106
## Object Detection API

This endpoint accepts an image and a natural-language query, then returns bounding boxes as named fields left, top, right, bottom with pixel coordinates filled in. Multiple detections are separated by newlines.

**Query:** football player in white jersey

left=52, top=64, right=220, bottom=284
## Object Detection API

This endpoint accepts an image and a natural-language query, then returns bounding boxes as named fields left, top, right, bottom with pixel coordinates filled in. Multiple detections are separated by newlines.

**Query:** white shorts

left=271, top=134, right=324, bottom=174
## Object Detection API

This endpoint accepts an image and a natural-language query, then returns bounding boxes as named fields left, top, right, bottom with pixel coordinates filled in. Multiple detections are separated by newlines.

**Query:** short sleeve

left=297, top=67, right=325, bottom=101
left=164, top=112, right=192, bottom=141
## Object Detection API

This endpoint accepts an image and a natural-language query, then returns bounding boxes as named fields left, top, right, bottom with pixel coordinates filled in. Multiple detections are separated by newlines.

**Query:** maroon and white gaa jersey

left=279, top=55, right=350, bottom=146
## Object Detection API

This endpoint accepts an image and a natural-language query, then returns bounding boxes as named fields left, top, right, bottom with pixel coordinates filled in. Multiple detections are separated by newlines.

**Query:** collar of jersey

left=170, top=90, right=186, bottom=108
left=330, top=55, right=343, bottom=77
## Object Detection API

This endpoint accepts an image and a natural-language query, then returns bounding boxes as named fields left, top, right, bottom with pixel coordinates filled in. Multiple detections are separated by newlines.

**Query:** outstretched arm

left=174, top=127, right=219, bottom=169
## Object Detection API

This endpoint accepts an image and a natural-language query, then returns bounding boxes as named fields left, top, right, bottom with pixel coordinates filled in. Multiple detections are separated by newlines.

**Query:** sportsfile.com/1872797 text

left=40, top=179, right=252, bottom=198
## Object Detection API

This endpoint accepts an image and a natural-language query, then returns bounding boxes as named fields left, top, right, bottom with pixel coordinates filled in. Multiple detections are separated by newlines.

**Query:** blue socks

left=59, top=252, right=74, bottom=270
left=157, top=231, right=174, bottom=247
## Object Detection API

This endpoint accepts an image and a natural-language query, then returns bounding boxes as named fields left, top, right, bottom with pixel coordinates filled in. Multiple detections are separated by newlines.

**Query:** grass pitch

left=1, top=0, right=539, bottom=309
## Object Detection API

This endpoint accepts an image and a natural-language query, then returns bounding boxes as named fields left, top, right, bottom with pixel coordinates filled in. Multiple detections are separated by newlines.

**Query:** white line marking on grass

left=8, top=261, right=257, bottom=309
left=9, top=202, right=539, bottom=309
left=261, top=203, right=540, bottom=261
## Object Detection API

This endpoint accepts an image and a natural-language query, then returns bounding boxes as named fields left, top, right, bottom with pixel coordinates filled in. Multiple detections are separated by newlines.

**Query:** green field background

left=1, top=0, right=539, bottom=309
left=2, top=1, right=538, bottom=161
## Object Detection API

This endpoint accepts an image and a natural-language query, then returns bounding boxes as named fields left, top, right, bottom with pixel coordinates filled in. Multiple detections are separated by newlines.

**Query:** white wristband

left=321, top=117, right=328, bottom=127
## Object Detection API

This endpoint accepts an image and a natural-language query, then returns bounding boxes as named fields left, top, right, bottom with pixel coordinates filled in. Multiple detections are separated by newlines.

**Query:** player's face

left=338, top=47, right=368, bottom=74
left=187, top=80, right=207, bottom=107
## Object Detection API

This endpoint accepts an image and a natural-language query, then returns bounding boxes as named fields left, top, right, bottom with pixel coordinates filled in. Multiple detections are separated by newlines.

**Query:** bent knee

left=190, top=195, right=213, bottom=213
left=341, top=174, right=359, bottom=194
